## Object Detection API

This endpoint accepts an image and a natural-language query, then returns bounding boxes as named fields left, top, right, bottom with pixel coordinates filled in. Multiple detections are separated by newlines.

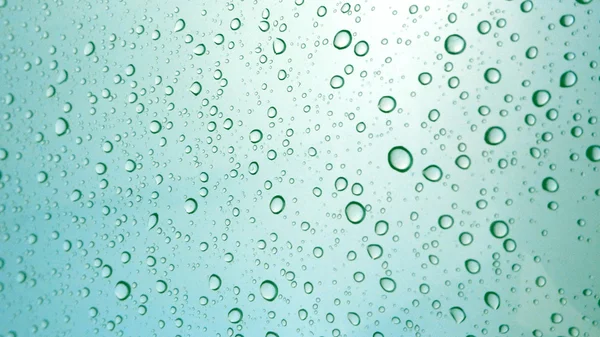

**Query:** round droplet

left=228, top=308, right=243, bottom=323
left=209, top=274, right=222, bottom=290
left=444, top=34, right=466, bottom=55
left=484, top=126, right=506, bottom=145
left=388, top=146, right=413, bottom=172
left=260, top=280, right=278, bottom=301
left=484, top=68, right=501, bottom=84
left=148, top=213, right=159, bottom=230
left=449, top=306, right=466, bottom=323
left=55, top=118, right=69, bottom=136
left=374, top=220, right=389, bottom=236
left=249, top=129, right=263, bottom=143
left=330, top=75, right=345, bottom=89
left=478, top=20, right=492, bottom=34
left=184, top=198, right=198, bottom=214
left=125, top=159, right=136, bottom=172
left=156, top=280, right=168, bottom=294
left=345, top=201, right=366, bottom=224
left=532, top=90, right=551, bottom=107
left=189, top=81, right=202, bottom=96
left=560, top=71, right=577, bottom=88
left=465, top=259, right=481, bottom=274
left=354, top=40, right=369, bottom=56
left=455, top=155, right=471, bottom=169
left=333, top=30, right=352, bottom=49
left=542, top=177, right=559, bottom=193
left=585, top=145, right=600, bottom=162
left=367, top=244, right=383, bottom=259
left=335, top=177, right=348, bottom=191
left=490, top=220, right=509, bottom=238
left=418, top=72, right=433, bottom=85
left=459, top=232, right=473, bottom=246
left=484, top=291, right=501, bottom=310
left=422, top=165, right=443, bottom=182
left=270, top=195, right=285, bottom=214
left=379, top=277, right=396, bottom=293
left=378, top=96, right=396, bottom=113
left=114, top=281, right=131, bottom=301
left=438, top=214, right=454, bottom=230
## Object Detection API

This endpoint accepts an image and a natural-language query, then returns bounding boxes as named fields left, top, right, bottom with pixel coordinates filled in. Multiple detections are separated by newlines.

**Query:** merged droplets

left=484, top=126, right=506, bottom=146
left=333, top=30, right=352, bottom=49
left=345, top=201, right=366, bottom=224
left=444, top=34, right=466, bottom=55
left=388, top=146, right=413, bottom=172
left=260, top=280, right=278, bottom=301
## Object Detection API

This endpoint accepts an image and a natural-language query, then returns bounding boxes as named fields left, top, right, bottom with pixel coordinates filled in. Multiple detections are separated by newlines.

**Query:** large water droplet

left=270, top=195, right=286, bottom=214
left=184, top=198, right=198, bottom=214
left=83, top=41, right=95, bottom=56
left=585, top=145, right=600, bottom=162
left=260, top=280, right=278, bottom=301
left=148, top=213, right=159, bottom=230
left=422, top=165, right=443, bottom=182
left=484, top=126, right=506, bottom=145
left=560, top=71, right=577, bottom=88
left=484, top=291, right=501, bottom=310
left=378, top=96, right=396, bottom=113
left=209, top=274, right=222, bottom=290
left=347, top=312, right=361, bottom=326
left=388, top=146, right=413, bottom=172
left=532, top=90, right=551, bottom=107
left=345, top=201, right=366, bottom=224
left=449, top=306, right=466, bottom=323
left=273, top=38, right=286, bottom=55
left=367, top=244, right=383, bottom=259
left=228, top=308, right=243, bottom=323
left=333, top=30, right=352, bottom=49
left=379, top=277, right=396, bottom=292
left=114, top=281, right=131, bottom=301
left=542, top=177, right=559, bottom=192
left=55, top=118, right=69, bottom=136
left=444, top=34, right=466, bottom=55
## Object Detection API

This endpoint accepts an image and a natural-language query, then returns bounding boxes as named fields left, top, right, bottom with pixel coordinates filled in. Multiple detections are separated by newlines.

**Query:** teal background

left=1, top=0, right=599, bottom=336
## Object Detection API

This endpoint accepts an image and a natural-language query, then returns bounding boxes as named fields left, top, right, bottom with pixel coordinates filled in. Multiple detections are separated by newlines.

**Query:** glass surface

left=1, top=1, right=599, bottom=336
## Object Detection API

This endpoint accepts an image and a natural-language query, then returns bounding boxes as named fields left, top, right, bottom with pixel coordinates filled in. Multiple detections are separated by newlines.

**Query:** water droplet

left=184, top=198, right=198, bottom=214
left=484, top=291, right=501, bottom=310
left=174, top=19, right=186, bottom=32
left=193, top=44, right=206, bottom=56
left=156, top=280, right=168, bottom=294
left=449, top=306, right=466, bottom=323
left=354, top=40, right=369, bottom=56
left=484, top=126, right=506, bottom=146
left=438, top=214, right=454, bottom=229
left=422, top=165, right=443, bottom=182
left=273, top=38, right=286, bottom=55
left=388, top=146, right=413, bottom=172
left=532, top=90, right=551, bottom=107
left=465, top=259, right=481, bottom=274
left=148, top=213, right=159, bottom=230
left=378, top=96, right=397, bottom=113
left=55, top=118, right=69, bottom=136
left=367, top=244, right=383, bottom=259
left=484, top=68, right=502, bottom=84
left=209, top=274, right=222, bottom=290
left=260, top=280, right=278, bottom=301
left=379, top=277, right=396, bottom=292
left=114, top=281, right=131, bottom=301
left=374, top=220, right=389, bottom=236
left=444, top=34, right=466, bottom=55
left=586, top=145, right=600, bottom=162
left=270, top=195, right=285, bottom=214
left=345, top=201, right=366, bottom=224
left=490, top=220, right=509, bottom=238
left=189, top=82, right=202, bottom=96
left=333, top=30, right=352, bottom=49
left=330, top=75, right=345, bottom=89
left=560, top=71, right=577, bottom=88
left=228, top=308, right=243, bottom=323
left=418, top=72, right=433, bottom=85
left=347, top=312, right=361, bottom=326
left=83, top=41, right=95, bottom=56
left=559, top=14, right=575, bottom=27
left=542, top=177, right=559, bottom=192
